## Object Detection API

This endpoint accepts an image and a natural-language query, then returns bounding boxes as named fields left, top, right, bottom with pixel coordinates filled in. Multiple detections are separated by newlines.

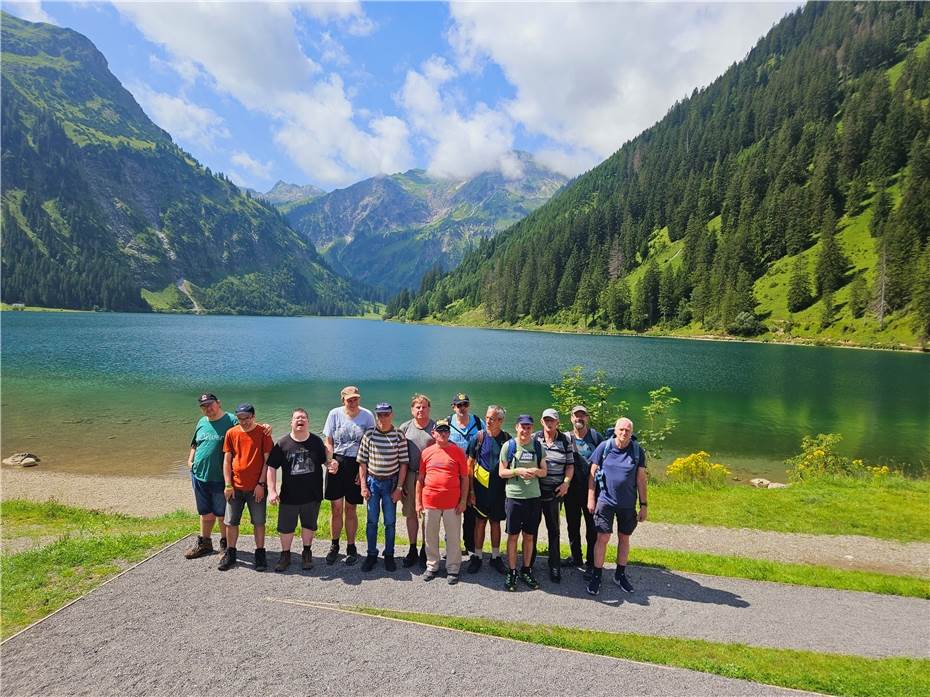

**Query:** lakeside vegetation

left=356, top=608, right=930, bottom=697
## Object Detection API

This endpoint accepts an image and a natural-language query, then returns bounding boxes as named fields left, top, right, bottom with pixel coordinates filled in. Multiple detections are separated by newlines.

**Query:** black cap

left=434, top=418, right=451, bottom=432
left=375, top=402, right=393, bottom=413
left=198, top=393, right=218, bottom=405
left=452, top=392, right=470, bottom=406
left=235, top=402, right=255, bottom=415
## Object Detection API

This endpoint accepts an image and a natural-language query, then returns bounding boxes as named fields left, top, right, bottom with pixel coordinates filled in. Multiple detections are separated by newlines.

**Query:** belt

left=369, top=473, right=398, bottom=481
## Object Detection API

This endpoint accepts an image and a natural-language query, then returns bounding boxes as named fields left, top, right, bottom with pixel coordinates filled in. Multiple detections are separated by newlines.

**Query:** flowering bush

left=785, top=433, right=876, bottom=481
left=665, top=451, right=731, bottom=486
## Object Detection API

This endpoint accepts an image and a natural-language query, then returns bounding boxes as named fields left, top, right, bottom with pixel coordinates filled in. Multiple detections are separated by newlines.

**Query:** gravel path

left=0, top=539, right=813, bottom=697
left=4, top=468, right=928, bottom=578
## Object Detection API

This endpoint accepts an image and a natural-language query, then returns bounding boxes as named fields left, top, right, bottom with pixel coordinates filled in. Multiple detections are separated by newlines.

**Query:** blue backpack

left=505, top=438, right=544, bottom=468
left=594, top=437, right=643, bottom=491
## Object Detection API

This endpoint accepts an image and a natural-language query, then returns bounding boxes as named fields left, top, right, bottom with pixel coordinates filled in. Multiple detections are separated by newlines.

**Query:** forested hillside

left=386, top=2, right=930, bottom=348
left=0, top=13, right=360, bottom=316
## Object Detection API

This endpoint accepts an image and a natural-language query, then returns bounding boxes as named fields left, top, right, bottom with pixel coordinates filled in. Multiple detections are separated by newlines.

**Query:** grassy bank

left=356, top=608, right=929, bottom=697
left=648, top=477, right=930, bottom=542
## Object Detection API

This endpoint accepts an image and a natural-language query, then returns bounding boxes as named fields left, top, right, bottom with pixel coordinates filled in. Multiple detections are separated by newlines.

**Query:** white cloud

left=130, top=83, right=230, bottom=149
left=231, top=151, right=273, bottom=181
left=448, top=2, right=799, bottom=176
left=148, top=54, right=200, bottom=86
left=5, top=1, right=53, bottom=23
left=116, top=2, right=406, bottom=186
left=400, top=56, right=516, bottom=180
left=318, top=31, right=350, bottom=66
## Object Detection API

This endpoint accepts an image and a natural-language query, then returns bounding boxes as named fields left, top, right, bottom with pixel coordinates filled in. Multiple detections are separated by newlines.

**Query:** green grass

left=0, top=303, right=86, bottom=313
left=649, top=477, right=930, bottom=542
left=355, top=608, right=929, bottom=697
left=141, top=283, right=193, bottom=312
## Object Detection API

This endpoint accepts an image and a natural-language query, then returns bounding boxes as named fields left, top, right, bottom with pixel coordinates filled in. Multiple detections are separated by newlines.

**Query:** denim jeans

left=366, top=475, right=398, bottom=557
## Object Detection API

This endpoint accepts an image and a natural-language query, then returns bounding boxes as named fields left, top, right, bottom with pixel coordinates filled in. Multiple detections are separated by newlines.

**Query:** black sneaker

left=583, top=561, right=594, bottom=580
left=586, top=571, right=602, bottom=596
left=489, top=557, right=506, bottom=574
left=384, top=554, right=396, bottom=572
left=254, top=548, right=267, bottom=572
left=614, top=570, right=634, bottom=593
left=447, top=573, right=459, bottom=585
left=325, top=542, right=339, bottom=565
left=423, top=568, right=437, bottom=582
left=218, top=548, right=237, bottom=571
left=519, top=567, right=539, bottom=590
left=184, top=536, right=213, bottom=559
left=403, top=548, right=419, bottom=567
left=345, top=545, right=359, bottom=566
left=549, top=566, right=562, bottom=583
left=361, top=555, right=378, bottom=572
left=220, top=537, right=228, bottom=551
left=504, top=569, right=517, bottom=592
left=301, top=548, right=313, bottom=570
left=466, top=556, right=482, bottom=574
left=274, top=551, right=291, bottom=572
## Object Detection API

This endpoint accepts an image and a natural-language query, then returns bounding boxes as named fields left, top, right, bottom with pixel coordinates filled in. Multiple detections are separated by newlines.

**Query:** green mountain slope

left=389, top=2, right=930, bottom=349
left=0, top=12, right=359, bottom=316
left=284, top=152, right=567, bottom=295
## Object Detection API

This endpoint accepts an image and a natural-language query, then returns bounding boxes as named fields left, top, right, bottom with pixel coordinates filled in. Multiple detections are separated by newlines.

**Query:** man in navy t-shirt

left=586, top=417, right=648, bottom=596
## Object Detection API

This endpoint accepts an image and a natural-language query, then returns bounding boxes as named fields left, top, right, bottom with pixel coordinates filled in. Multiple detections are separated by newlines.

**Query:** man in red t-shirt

left=416, top=419, right=469, bottom=585
left=220, top=403, right=273, bottom=571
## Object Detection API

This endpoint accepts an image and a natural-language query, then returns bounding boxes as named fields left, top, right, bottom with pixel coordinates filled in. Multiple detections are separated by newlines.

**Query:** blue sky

left=6, top=1, right=800, bottom=191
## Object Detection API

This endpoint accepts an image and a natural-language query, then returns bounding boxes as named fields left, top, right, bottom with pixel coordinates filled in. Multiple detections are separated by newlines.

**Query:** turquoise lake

left=1, top=312, right=928, bottom=480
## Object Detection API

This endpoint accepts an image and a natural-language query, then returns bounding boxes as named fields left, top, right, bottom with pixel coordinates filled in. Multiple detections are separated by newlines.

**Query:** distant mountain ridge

left=284, top=152, right=567, bottom=294
left=246, top=180, right=326, bottom=212
left=0, top=12, right=360, bottom=316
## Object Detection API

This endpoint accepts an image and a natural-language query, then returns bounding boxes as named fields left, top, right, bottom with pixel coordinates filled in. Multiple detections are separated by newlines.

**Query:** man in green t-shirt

left=185, top=393, right=236, bottom=559
left=498, top=414, right=547, bottom=591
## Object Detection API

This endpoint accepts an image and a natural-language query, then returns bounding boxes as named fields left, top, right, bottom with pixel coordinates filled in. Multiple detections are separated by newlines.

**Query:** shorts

left=277, top=500, right=322, bottom=534
left=504, top=497, right=542, bottom=535
left=192, top=474, right=226, bottom=517
left=473, top=475, right=506, bottom=522
left=224, top=488, right=267, bottom=527
left=324, top=454, right=363, bottom=505
left=401, top=470, right=418, bottom=518
left=594, top=501, right=637, bottom=536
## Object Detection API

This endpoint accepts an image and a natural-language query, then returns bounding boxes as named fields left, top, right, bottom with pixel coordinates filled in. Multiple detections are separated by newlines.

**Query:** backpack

left=594, top=437, right=643, bottom=491
left=506, top=437, right=544, bottom=468
left=449, top=413, right=483, bottom=445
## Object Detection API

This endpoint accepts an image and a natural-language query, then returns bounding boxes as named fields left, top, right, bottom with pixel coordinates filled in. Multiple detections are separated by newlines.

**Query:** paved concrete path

left=0, top=539, right=817, bottom=697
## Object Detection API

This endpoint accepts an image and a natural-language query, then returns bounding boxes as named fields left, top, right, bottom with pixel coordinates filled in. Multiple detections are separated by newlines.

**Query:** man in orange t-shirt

left=416, top=419, right=469, bottom=585
left=220, top=403, right=273, bottom=571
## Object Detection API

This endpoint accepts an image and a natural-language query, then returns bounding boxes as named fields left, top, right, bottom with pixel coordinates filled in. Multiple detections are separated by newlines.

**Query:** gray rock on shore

left=3, top=452, right=40, bottom=467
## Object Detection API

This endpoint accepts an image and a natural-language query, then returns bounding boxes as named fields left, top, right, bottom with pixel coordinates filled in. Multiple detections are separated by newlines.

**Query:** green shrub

left=785, top=433, right=882, bottom=482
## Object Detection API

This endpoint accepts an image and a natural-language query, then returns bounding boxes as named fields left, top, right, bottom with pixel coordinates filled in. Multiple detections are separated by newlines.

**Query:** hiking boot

left=220, top=537, right=228, bottom=551
left=519, top=567, right=539, bottom=590
left=184, top=536, right=213, bottom=559
left=423, top=568, right=437, bottom=582
left=466, top=556, right=482, bottom=574
left=254, top=547, right=267, bottom=572
left=586, top=570, right=602, bottom=596
left=614, top=569, right=634, bottom=593
left=345, top=544, right=359, bottom=566
left=504, top=569, right=518, bottom=592
left=301, top=547, right=313, bottom=570
left=275, top=551, right=291, bottom=572
left=549, top=566, right=562, bottom=583
left=217, top=547, right=237, bottom=571
left=361, top=555, right=378, bottom=572
left=489, top=557, right=506, bottom=574
left=325, top=542, right=340, bottom=565
left=447, top=573, right=459, bottom=586
left=403, top=548, right=419, bottom=568
left=384, top=554, right=396, bottom=572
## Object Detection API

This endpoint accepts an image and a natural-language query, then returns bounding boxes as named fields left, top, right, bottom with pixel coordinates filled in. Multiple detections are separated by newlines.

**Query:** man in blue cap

left=357, top=402, right=409, bottom=572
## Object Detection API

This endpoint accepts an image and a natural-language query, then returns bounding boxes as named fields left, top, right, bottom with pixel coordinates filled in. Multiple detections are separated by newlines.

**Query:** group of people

left=186, top=387, right=648, bottom=596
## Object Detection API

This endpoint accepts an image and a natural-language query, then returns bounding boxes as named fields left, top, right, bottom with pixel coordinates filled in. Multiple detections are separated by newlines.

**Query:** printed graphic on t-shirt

left=334, top=423, right=364, bottom=450
left=518, top=449, right=536, bottom=463
left=289, top=449, right=314, bottom=476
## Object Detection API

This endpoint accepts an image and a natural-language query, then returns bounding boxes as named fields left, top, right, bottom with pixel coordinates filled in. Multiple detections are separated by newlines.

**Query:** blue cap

left=375, top=402, right=393, bottom=413
left=516, top=414, right=533, bottom=425
left=235, top=402, right=255, bottom=415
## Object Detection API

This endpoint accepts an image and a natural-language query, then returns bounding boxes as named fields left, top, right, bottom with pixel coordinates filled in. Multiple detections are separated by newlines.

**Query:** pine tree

left=848, top=273, right=869, bottom=318
left=912, top=244, right=930, bottom=344
left=820, top=289, right=835, bottom=329
left=814, top=213, right=849, bottom=295
left=870, top=188, right=891, bottom=238
left=787, top=256, right=813, bottom=312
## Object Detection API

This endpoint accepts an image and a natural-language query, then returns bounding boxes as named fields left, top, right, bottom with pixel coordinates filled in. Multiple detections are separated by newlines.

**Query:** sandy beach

left=1, top=467, right=194, bottom=517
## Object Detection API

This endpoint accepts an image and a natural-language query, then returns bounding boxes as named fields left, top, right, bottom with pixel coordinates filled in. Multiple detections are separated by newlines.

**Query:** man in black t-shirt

left=267, top=408, right=327, bottom=571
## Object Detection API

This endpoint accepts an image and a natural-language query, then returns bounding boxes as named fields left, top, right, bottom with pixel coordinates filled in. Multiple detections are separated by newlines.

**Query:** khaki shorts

left=401, top=470, right=419, bottom=518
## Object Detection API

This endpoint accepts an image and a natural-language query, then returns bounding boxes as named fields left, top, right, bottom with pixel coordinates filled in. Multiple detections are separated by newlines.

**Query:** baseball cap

left=452, top=392, right=470, bottom=406
left=375, top=402, right=393, bottom=413
left=198, top=392, right=218, bottom=405
left=235, top=402, right=255, bottom=415
left=433, top=418, right=451, bottom=432
left=571, top=405, right=589, bottom=415
left=516, top=414, right=533, bottom=425
left=541, top=408, right=559, bottom=421
left=340, top=385, right=361, bottom=399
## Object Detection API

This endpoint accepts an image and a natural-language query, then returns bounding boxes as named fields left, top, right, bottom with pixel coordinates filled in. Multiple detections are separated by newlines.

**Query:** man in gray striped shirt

left=357, top=402, right=409, bottom=572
